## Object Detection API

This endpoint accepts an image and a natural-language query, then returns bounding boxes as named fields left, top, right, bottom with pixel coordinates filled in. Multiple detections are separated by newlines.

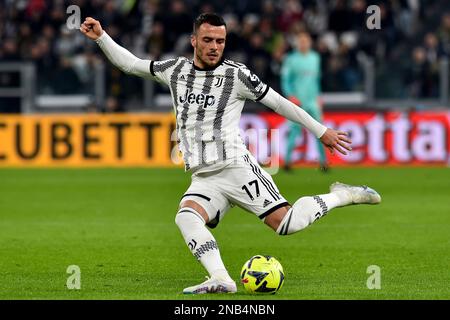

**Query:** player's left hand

left=320, top=128, right=352, bottom=155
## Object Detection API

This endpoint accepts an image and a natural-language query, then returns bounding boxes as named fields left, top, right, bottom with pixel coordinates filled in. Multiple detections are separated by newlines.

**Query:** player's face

left=298, top=34, right=311, bottom=53
left=191, top=23, right=226, bottom=68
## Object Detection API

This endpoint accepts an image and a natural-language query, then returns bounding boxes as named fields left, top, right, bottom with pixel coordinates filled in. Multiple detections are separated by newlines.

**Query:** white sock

left=175, top=207, right=233, bottom=282
left=276, top=192, right=350, bottom=235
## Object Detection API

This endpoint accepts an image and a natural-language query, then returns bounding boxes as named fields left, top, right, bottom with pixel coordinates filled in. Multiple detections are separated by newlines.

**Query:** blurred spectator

left=162, top=0, right=193, bottom=48
left=349, top=0, right=366, bottom=30
left=0, top=0, right=445, bottom=111
left=277, top=0, right=303, bottom=33
left=328, top=0, right=351, bottom=34
left=55, top=26, right=81, bottom=57
left=103, top=96, right=124, bottom=113
left=72, top=49, right=100, bottom=94
left=247, top=32, right=272, bottom=81
left=52, top=56, right=82, bottom=94
left=145, top=21, right=167, bottom=59
left=18, top=23, right=33, bottom=58
left=405, top=47, right=439, bottom=98
left=240, top=13, right=260, bottom=46
left=437, top=12, right=450, bottom=56
left=378, top=2, right=399, bottom=60
left=222, top=14, right=246, bottom=57
left=2, top=39, right=20, bottom=61
left=260, top=0, right=278, bottom=23
left=423, top=32, right=443, bottom=66
left=303, top=1, right=328, bottom=36
left=31, top=37, right=56, bottom=93
left=394, top=0, right=421, bottom=39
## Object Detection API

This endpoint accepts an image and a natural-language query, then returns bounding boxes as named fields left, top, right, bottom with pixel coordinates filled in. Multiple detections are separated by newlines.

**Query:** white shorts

left=180, top=153, right=290, bottom=228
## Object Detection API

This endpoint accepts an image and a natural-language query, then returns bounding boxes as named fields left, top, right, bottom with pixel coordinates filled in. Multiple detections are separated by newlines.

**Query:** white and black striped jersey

left=95, top=32, right=328, bottom=173
left=149, top=57, right=269, bottom=172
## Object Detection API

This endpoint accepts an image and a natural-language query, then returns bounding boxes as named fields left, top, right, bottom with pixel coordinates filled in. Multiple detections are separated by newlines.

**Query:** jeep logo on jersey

left=179, top=89, right=215, bottom=108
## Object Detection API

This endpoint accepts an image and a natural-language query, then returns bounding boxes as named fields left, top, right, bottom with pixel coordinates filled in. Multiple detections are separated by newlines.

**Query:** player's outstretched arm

left=79, top=17, right=151, bottom=78
left=260, top=88, right=352, bottom=155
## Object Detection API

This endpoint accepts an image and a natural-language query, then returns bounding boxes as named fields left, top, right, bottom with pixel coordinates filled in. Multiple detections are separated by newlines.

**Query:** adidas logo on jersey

left=263, top=199, right=272, bottom=208
left=179, top=89, right=216, bottom=109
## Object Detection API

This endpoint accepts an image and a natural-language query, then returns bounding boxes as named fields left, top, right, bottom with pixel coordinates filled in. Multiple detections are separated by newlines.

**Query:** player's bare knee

left=177, top=200, right=209, bottom=224
left=264, top=205, right=291, bottom=234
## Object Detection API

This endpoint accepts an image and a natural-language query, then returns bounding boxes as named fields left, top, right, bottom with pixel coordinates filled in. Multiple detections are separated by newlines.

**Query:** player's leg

left=264, top=182, right=381, bottom=234
left=308, top=105, right=328, bottom=171
left=224, top=153, right=290, bottom=222
left=284, top=121, right=302, bottom=171
left=175, top=180, right=236, bottom=294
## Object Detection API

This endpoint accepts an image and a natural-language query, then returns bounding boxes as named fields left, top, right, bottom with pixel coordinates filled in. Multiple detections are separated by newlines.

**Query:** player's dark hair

left=193, top=13, right=227, bottom=34
left=298, top=30, right=311, bottom=37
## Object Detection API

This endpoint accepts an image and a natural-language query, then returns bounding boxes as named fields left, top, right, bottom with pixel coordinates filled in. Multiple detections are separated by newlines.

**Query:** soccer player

left=80, top=13, right=381, bottom=294
left=281, top=31, right=328, bottom=172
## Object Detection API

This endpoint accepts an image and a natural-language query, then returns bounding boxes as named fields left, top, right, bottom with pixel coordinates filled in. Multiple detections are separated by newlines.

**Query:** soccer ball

left=240, top=255, right=285, bottom=294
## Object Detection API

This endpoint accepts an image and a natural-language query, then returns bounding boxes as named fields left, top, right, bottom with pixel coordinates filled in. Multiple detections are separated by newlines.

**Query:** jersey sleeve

left=236, top=65, right=270, bottom=102
left=95, top=31, right=181, bottom=85
left=149, top=58, right=182, bottom=86
left=260, top=87, right=327, bottom=138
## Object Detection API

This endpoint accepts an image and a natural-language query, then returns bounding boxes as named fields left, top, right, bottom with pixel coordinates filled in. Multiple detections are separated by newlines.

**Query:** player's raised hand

left=80, top=17, right=103, bottom=40
left=320, top=128, right=352, bottom=155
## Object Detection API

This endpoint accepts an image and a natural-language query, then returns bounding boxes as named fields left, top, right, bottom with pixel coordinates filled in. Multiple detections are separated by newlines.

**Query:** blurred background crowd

left=0, top=0, right=449, bottom=112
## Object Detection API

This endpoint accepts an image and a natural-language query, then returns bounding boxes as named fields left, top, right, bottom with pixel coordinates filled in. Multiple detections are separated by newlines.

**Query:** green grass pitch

left=0, top=166, right=449, bottom=300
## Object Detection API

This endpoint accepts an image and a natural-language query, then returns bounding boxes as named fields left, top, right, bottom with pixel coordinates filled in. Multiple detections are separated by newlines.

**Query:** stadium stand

left=0, top=0, right=448, bottom=113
